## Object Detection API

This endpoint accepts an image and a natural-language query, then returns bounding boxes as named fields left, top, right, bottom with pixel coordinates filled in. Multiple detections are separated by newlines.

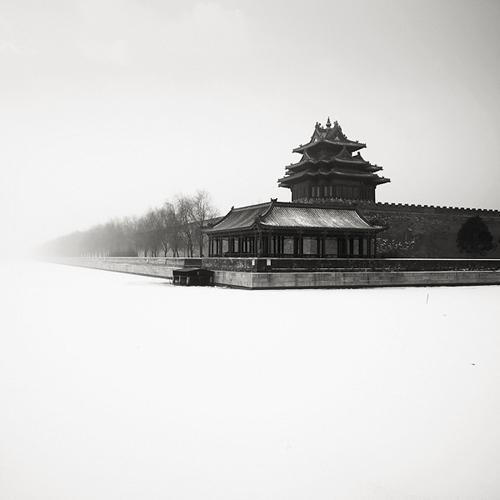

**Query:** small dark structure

left=172, top=268, right=214, bottom=286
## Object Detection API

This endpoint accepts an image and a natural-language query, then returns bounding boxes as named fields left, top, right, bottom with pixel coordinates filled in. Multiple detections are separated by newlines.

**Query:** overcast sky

left=1, top=0, right=499, bottom=251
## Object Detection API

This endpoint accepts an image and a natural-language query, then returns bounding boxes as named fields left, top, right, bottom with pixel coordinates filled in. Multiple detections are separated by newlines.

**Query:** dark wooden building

left=205, top=118, right=388, bottom=258
left=204, top=117, right=500, bottom=261
left=278, top=118, right=389, bottom=202
left=206, top=199, right=383, bottom=258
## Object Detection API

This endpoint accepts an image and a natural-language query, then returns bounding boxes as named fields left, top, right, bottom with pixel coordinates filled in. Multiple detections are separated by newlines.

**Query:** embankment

left=53, top=257, right=500, bottom=289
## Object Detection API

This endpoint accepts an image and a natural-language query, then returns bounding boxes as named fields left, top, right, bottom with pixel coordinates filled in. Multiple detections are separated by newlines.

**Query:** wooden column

left=257, top=231, right=263, bottom=257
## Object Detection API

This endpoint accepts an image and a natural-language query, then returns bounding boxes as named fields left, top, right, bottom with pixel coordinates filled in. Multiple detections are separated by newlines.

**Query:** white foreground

left=1, top=261, right=499, bottom=500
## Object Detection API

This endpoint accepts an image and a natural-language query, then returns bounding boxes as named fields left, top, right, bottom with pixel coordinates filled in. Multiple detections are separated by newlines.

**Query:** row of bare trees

left=40, top=191, right=218, bottom=258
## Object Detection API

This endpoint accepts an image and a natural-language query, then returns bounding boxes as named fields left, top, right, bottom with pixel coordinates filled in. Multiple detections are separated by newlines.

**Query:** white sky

left=1, top=0, right=499, bottom=251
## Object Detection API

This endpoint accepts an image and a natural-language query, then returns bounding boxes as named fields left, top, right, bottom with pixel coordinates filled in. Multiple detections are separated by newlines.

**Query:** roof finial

left=326, top=117, right=332, bottom=128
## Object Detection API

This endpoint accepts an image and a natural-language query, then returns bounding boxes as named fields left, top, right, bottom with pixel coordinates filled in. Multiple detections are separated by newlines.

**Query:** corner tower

left=278, top=118, right=390, bottom=202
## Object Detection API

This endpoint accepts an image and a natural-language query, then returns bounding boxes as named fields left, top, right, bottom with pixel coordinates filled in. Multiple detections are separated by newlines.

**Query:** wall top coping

left=369, top=201, right=500, bottom=215
left=291, top=198, right=500, bottom=215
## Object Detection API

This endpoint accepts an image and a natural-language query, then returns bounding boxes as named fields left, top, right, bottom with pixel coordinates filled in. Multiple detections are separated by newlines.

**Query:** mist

left=1, top=0, right=499, bottom=255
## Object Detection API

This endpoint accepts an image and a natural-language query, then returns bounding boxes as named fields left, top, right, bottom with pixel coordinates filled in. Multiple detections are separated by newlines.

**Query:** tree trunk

left=199, top=228, right=203, bottom=257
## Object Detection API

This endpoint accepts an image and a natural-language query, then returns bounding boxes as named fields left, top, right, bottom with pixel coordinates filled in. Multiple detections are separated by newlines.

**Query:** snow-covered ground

left=1, top=261, right=499, bottom=500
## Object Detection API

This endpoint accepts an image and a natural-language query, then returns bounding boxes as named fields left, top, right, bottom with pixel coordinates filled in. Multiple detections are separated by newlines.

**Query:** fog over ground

left=1, top=262, right=499, bottom=499
left=1, top=0, right=500, bottom=255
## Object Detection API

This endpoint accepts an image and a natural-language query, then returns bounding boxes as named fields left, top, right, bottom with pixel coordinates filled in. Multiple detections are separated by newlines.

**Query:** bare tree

left=135, top=210, right=162, bottom=257
left=39, top=190, right=218, bottom=259
left=164, top=203, right=183, bottom=257
left=192, top=190, right=218, bottom=257
left=156, top=202, right=181, bottom=257
left=175, top=195, right=196, bottom=257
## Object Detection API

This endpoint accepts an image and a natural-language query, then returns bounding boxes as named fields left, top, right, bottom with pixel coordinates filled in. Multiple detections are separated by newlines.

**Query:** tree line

left=40, top=191, right=219, bottom=258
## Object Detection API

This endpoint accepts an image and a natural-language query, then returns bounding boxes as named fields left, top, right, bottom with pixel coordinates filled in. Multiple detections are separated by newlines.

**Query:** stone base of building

left=212, top=269, right=500, bottom=289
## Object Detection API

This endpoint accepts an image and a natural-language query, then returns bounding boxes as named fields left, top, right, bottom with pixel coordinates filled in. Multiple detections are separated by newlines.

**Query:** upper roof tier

left=285, top=147, right=383, bottom=173
left=293, top=118, right=366, bottom=154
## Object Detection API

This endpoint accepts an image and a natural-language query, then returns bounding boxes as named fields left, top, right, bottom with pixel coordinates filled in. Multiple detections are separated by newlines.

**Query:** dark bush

left=457, top=216, right=494, bottom=255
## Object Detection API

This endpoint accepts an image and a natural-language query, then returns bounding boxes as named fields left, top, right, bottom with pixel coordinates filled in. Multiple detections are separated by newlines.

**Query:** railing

left=202, top=257, right=500, bottom=273
left=56, top=256, right=500, bottom=274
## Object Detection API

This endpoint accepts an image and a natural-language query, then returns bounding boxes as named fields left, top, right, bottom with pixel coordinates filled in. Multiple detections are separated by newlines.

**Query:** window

left=353, top=238, right=359, bottom=256
left=325, top=237, right=337, bottom=256
left=284, top=237, right=294, bottom=254
left=360, top=237, right=366, bottom=256
left=302, top=237, right=317, bottom=255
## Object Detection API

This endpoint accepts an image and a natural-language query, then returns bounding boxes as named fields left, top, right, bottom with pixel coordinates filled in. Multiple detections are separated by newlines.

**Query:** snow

left=1, top=261, right=500, bottom=500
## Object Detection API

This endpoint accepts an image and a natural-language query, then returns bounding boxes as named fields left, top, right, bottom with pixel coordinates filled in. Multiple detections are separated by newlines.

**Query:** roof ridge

left=274, top=200, right=360, bottom=210
left=231, top=201, right=272, bottom=211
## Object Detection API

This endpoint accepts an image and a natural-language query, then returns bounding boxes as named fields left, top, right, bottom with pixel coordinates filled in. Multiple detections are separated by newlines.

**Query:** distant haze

left=1, top=0, right=499, bottom=254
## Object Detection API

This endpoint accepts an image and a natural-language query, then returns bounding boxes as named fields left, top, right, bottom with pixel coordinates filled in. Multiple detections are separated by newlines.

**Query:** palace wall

left=128, top=203, right=500, bottom=259
left=201, top=201, right=500, bottom=259
left=357, top=202, right=500, bottom=258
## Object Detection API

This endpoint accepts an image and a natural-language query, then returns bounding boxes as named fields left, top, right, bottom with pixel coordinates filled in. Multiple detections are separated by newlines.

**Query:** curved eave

left=205, top=223, right=258, bottom=234
left=285, top=162, right=382, bottom=175
left=293, top=139, right=366, bottom=154
left=258, top=222, right=384, bottom=232
left=278, top=170, right=390, bottom=186
left=286, top=158, right=372, bottom=171
left=204, top=202, right=271, bottom=234
left=335, top=158, right=381, bottom=169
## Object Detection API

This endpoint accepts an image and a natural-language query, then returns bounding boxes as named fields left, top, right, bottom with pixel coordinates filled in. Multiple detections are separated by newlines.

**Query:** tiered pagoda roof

left=278, top=118, right=390, bottom=189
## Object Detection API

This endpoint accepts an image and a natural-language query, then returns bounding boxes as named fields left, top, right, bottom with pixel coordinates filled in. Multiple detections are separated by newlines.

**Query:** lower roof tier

left=286, top=158, right=383, bottom=173
left=278, top=168, right=390, bottom=187
left=205, top=200, right=383, bottom=234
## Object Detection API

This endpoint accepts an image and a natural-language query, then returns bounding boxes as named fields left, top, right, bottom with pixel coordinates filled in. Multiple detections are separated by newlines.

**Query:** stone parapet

left=291, top=197, right=500, bottom=215
left=213, top=270, right=500, bottom=289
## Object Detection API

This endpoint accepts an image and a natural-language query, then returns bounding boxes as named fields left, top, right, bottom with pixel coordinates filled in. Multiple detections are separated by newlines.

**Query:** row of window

left=210, top=236, right=255, bottom=256
left=209, top=235, right=375, bottom=257
left=292, top=184, right=374, bottom=201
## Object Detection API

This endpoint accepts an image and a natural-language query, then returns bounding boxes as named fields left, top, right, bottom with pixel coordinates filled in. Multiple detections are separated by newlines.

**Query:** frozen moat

left=1, top=261, right=499, bottom=500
